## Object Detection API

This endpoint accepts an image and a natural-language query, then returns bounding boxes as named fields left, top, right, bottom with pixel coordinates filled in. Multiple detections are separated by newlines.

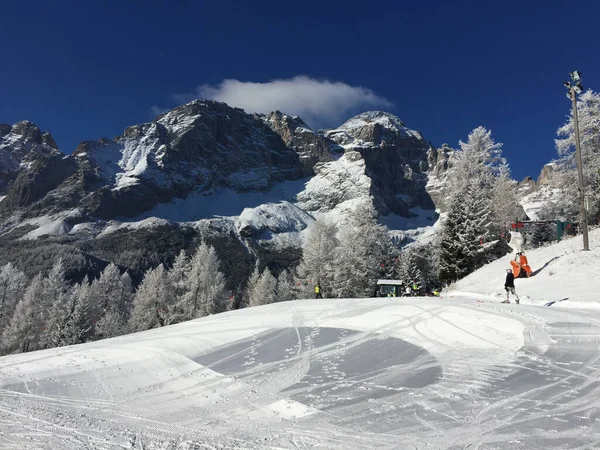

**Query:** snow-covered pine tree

left=243, top=267, right=260, bottom=307
left=119, top=271, right=134, bottom=315
left=248, top=268, right=277, bottom=307
left=276, top=270, right=295, bottom=302
left=40, top=259, right=69, bottom=325
left=168, top=249, right=189, bottom=305
left=295, top=219, right=339, bottom=298
left=93, top=263, right=132, bottom=317
left=333, top=201, right=395, bottom=298
left=62, top=278, right=95, bottom=345
left=1, top=274, right=44, bottom=354
left=43, top=286, right=75, bottom=349
left=397, top=248, right=425, bottom=293
left=438, top=193, right=467, bottom=284
left=177, top=242, right=227, bottom=320
left=95, top=310, right=128, bottom=339
left=490, top=171, right=522, bottom=233
left=555, top=90, right=600, bottom=224
left=438, top=182, right=495, bottom=284
left=40, top=259, right=70, bottom=348
left=129, top=264, right=170, bottom=332
left=462, top=182, right=496, bottom=268
left=450, top=126, right=507, bottom=195
left=0, top=263, right=28, bottom=335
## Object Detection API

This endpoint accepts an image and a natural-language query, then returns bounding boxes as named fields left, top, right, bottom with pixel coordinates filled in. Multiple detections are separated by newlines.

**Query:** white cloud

left=172, top=76, right=393, bottom=129
left=149, top=105, right=169, bottom=117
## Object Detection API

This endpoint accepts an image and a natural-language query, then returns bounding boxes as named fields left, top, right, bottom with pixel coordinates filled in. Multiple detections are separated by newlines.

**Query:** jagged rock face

left=297, top=150, right=372, bottom=213
left=1, top=106, right=445, bottom=253
left=262, top=111, right=333, bottom=173
left=2, top=101, right=308, bottom=219
left=0, top=155, right=79, bottom=215
left=321, top=112, right=435, bottom=216
left=537, top=163, right=555, bottom=186
left=0, top=121, right=60, bottom=196
left=424, top=144, right=453, bottom=212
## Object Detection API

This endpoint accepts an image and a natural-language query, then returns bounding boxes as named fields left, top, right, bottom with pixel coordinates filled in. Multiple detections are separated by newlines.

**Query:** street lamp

left=564, top=70, right=590, bottom=251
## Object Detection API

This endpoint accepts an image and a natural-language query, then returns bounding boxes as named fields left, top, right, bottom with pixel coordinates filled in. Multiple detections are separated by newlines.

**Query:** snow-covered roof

left=377, top=279, right=404, bottom=285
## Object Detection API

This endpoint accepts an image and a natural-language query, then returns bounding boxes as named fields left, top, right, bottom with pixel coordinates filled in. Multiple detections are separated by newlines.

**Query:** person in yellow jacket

left=315, top=283, right=323, bottom=299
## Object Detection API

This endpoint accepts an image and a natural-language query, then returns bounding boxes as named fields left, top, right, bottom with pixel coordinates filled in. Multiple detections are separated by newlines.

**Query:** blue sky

left=2, top=0, right=600, bottom=180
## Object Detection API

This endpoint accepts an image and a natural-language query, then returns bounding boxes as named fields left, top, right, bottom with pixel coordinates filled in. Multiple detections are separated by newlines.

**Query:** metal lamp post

left=564, top=70, right=590, bottom=251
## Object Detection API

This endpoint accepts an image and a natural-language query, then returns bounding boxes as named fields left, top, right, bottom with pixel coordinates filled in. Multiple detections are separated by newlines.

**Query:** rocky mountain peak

left=325, top=111, right=424, bottom=147
left=1, top=121, right=59, bottom=150
left=0, top=121, right=61, bottom=196
left=261, top=110, right=333, bottom=173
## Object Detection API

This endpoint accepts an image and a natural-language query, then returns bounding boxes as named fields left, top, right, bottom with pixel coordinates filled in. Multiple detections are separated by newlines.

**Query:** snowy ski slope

left=1, top=230, right=600, bottom=449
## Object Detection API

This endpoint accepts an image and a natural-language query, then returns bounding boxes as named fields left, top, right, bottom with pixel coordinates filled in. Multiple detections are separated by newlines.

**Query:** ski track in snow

left=1, top=298, right=600, bottom=449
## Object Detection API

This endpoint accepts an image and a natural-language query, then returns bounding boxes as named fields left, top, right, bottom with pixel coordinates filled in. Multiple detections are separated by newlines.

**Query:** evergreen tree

left=178, top=242, right=227, bottom=320
left=43, top=287, right=73, bottom=348
left=438, top=182, right=496, bottom=284
left=40, top=259, right=69, bottom=348
left=93, top=263, right=132, bottom=316
left=95, top=310, right=128, bottom=339
left=62, top=279, right=95, bottom=345
left=531, top=222, right=556, bottom=247
left=168, top=249, right=189, bottom=306
left=243, top=267, right=260, bottom=307
left=333, top=201, right=396, bottom=298
left=295, top=219, right=339, bottom=298
left=438, top=195, right=467, bottom=284
left=397, top=248, right=425, bottom=293
left=276, top=270, right=295, bottom=302
left=0, top=263, right=28, bottom=335
left=129, top=264, right=170, bottom=332
left=248, top=268, right=277, bottom=307
left=1, top=274, right=44, bottom=354
left=490, top=171, right=522, bottom=233
left=450, top=126, right=507, bottom=195
left=40, top=259, right=68, bottom=325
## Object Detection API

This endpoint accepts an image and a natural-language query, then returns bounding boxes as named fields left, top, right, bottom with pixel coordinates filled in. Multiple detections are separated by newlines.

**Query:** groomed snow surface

left=2, top=230, right=600, bottom=449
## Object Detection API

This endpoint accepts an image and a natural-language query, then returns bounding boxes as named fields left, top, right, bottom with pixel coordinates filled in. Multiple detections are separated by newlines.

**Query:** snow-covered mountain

left=1, top=229, right=598, bottom=449
left=0, top=121, right=61, bottom=199
left=0, top=102, right=443, bottom=283
left=0, top=100, right=565, bottom=286
left=0, top=103, right=435, bottom=225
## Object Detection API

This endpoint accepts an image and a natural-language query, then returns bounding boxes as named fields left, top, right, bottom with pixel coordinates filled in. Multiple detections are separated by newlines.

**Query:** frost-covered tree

left=86, top=264, right=134, bottom=338
left=333, top=201, right=396, bottom=298
left=39, top=259, right=70, bottom=348
left=449, top=126, right=507, bottom=195
left=555, top=90, right=600, bottom=224
left=248, top=268, right=277, bottom=307
left=129, top=264, right=170, bottom=332
left=490, top=171, right=522, bottom=233
left=93, top=263, right=133, bottom=317
left=168, top=249, right=189, bottom=305
left=40, top=259, right=69, bottom=326
left=1, top=274, right=44, bottom=354
left=296, top=219, right=339, bottom=298
left=243, top=267, right=260, bottom=308
left=178, top=243, right=227, bottom=320
left=95, top=310, right=128, bottom=339
left=0, top=263, right=28, bottom=335
left=397, top=248, right=425, bottom=293
left=438, top=182, right=495, bottom=284
left=276, top=270, right=295, bottom=302
left=62, top=279, right=95, bottom=345
left=43, top=286, right=75, bottom=349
